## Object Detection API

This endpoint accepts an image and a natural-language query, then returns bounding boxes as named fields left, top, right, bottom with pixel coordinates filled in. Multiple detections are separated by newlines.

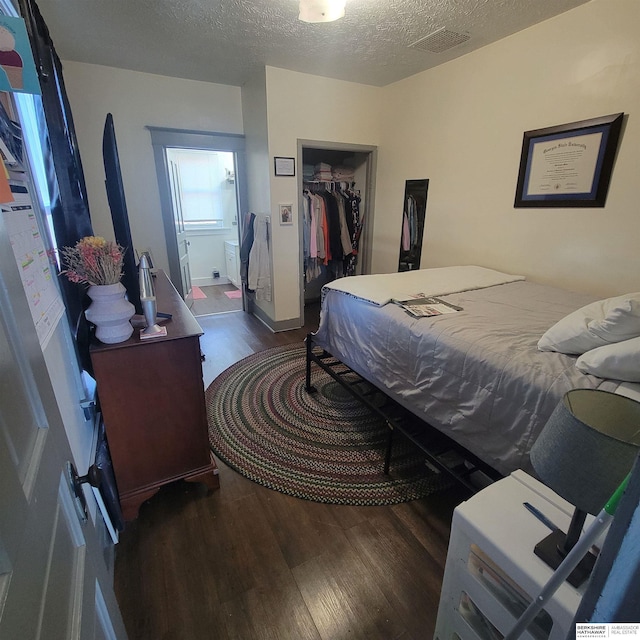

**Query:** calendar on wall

left=0, top=94, right=64, bottom=348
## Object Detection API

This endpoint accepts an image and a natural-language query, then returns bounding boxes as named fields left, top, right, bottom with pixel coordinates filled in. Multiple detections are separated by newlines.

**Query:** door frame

left=296, top=139, right=378, bottom=323
left=149, top=127, right=247, bottom=299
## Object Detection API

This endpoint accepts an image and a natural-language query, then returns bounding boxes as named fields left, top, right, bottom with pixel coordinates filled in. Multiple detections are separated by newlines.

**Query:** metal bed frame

left=305, top=333, right=503, bottom=494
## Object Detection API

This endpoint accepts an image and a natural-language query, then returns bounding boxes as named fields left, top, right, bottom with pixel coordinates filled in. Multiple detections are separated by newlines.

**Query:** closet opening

left=297, top=141, right=377, bottom=324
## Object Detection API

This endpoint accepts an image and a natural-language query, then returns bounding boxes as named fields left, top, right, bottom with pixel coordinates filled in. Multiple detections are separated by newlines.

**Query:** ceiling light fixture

left=299, top=0, right=346, bottom=23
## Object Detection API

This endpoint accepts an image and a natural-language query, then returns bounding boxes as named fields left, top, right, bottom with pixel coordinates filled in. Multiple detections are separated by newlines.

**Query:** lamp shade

left=530, top=389, right=640, bottom=516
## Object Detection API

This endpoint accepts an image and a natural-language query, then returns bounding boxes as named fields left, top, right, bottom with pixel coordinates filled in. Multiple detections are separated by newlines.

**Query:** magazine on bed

left=393, top=295, right=463, bottom=318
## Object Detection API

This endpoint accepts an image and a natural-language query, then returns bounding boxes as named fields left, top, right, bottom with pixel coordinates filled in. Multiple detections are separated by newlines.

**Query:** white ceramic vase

left=85, top=282, right=135, bottom=344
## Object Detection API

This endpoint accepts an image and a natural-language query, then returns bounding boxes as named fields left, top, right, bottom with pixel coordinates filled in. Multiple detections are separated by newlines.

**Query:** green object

left=505, top=472, right=633, bottom=639
left=605, top=472, right=631, bottom=515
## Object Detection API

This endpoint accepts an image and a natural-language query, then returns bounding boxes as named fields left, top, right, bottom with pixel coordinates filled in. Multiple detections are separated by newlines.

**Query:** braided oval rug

left=205, top=343, right=451, bottom=505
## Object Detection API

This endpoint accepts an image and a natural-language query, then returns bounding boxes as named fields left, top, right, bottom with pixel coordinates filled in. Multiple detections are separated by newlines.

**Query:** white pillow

left=575, top=336, right=640, bottom=382
left=537, top=293, right=640, bottom=354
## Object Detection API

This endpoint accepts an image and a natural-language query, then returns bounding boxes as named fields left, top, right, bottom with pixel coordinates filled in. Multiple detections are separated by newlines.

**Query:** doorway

left=297, top=140, right=377, bottom=323
left=149, top=128, right=248, bottom=315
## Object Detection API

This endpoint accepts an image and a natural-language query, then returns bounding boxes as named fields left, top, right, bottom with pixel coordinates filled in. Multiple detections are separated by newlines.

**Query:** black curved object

left=67, top=417, right=125, bottom=534
left=93, top=416, right=125, bottom=532
left=18, top=0, right=95, bottom=352
left=103, top=113, right=142, bottom=314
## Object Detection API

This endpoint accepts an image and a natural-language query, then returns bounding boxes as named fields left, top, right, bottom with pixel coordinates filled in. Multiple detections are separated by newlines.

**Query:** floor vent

left=409, top=27, right=470, bottom=54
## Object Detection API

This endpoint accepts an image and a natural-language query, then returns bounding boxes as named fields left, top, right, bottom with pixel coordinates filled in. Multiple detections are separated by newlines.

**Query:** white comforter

left=322, top=265, right=525, bottom=306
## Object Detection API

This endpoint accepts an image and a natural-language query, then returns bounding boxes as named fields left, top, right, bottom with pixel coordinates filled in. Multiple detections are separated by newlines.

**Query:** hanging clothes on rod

left=302, top=178, right=361, bottom=284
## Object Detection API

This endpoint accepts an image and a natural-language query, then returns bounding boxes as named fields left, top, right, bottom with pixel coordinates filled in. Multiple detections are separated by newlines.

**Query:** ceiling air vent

left=409, top=27, right=470, bottom=54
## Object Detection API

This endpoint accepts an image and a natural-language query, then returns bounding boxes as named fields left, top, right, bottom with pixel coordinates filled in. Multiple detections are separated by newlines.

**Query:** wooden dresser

left=90, top=270, right=219, bottom=521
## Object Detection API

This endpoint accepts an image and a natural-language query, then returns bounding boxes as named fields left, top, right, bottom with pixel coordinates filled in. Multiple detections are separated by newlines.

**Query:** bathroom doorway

left=149, top=128, right=248, bottom=315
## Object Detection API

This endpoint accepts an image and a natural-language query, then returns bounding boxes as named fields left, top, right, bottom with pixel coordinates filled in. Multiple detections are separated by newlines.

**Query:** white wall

left=61, top=62, right=243, bottom=275
left=187, top=229, right=238, bottom=286
left=374, top=0, right=640, bottom=297
left=241, top=69, right=271, bottom=216
left=241, top=69, right=275, bottom=318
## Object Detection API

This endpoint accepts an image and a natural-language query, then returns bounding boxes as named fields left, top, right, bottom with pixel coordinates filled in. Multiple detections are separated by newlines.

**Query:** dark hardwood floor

left=113, top=304, right=469, bottom=640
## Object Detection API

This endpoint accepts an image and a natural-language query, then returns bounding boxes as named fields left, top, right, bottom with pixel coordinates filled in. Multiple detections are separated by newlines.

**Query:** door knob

left=65, top=461, right=104, bottom=524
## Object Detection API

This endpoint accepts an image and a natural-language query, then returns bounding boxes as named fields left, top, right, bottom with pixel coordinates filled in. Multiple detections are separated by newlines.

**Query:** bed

left=308, top=266, right=640, bottom=478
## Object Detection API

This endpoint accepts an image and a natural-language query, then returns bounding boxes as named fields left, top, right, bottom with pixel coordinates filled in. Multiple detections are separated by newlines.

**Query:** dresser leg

left=184, top=454, right=220, bottom=492
left=120, top=487, right=161, bottom=522
left=119, top=454, right=220, bottom=522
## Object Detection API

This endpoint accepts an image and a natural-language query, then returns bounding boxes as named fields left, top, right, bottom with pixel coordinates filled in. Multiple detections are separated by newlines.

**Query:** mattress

left=312, top=273, right=632, bottom=476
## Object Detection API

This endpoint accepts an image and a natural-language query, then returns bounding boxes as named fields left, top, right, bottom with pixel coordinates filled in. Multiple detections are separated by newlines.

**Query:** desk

left=90, top=270, right=219, bottom=521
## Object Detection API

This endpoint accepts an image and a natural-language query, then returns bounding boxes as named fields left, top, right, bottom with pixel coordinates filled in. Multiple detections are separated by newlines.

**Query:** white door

left=167, top=156, right=193, bottom=303
left=0, top=247, right=127, bottom=638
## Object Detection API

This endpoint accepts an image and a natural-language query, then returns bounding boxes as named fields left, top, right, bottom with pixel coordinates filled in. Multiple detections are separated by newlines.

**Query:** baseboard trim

left=249, top=301, right=302, bottom=333
left=192, top=277, right=230, bottom=287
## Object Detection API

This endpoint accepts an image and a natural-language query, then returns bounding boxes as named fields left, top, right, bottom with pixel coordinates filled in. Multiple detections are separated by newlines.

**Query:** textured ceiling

left=34, top=0, right=591, bottom=87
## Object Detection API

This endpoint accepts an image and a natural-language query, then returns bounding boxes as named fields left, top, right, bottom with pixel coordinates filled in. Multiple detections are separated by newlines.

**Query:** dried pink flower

left=60, top=236, right=125, bottom=286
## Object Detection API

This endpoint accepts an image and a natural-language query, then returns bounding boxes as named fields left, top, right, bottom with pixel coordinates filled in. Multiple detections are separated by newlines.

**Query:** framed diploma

left=514, top=113, right=624, bottom=208
left=274, top=156, right=295, bottom=176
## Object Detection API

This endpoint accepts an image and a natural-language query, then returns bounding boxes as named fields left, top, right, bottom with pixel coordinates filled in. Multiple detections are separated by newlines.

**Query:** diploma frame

left=274, top=156, right=295, bottom=176
left=514, top=113, right=623, bottom=208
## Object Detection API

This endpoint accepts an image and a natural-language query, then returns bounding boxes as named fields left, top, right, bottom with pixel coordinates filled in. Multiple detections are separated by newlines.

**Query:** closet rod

left=303, top=180, right=356, bottom=190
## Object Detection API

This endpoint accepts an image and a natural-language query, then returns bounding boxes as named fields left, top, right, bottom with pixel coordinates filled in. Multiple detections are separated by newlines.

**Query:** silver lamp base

left=141, top=297, right=162, bottom=336
left=141, top=323, right=164, bottom=336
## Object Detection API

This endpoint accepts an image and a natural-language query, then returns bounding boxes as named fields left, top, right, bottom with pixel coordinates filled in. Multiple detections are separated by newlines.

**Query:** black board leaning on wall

left=18, top=0, right=95, bottom=371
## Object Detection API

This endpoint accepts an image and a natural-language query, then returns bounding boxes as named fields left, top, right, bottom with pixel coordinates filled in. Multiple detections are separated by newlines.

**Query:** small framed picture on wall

left=279, top=204, right=293, bottom=225
left=274, top=157, right=295, bottom=176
